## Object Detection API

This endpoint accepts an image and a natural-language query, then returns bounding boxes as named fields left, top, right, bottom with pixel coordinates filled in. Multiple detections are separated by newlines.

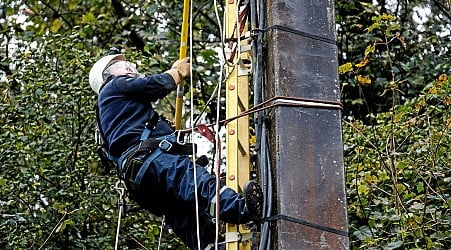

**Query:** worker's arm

left=110, top=58, right=190, bottom=102
left=165, top=57, right=190, bottom=84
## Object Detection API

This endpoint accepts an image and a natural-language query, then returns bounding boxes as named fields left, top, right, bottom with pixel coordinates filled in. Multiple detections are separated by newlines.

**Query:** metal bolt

left=229, top=175, right=236, bottom=180
left=229, top=84, right=235, bottom=91
left=229, top=129, right=235, bottom=135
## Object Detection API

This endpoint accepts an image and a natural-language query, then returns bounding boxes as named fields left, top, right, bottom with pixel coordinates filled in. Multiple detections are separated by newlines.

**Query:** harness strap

left=119, top=135, right=195, bottom=191
left=140, top=111, right=160, bottom=141
left=138, top=138, right=195, bottom=155
left=134, top=148, right=163, bottom=190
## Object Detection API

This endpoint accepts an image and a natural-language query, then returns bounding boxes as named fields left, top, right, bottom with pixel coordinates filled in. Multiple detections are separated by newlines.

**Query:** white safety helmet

left=89, top=54, right=126, bottom=94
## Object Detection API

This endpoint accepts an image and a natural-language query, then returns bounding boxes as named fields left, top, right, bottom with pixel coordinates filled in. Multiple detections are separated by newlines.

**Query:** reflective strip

left=209, top=186, right=229, bottom=217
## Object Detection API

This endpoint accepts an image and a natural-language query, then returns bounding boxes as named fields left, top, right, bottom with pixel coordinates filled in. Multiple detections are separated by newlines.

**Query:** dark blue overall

left=98, top=73, right=251, bottom=249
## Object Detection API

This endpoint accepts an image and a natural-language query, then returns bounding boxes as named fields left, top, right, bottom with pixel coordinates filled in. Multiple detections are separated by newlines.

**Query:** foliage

left=336, top=0, right=450, bottom=122
left=343, top=73, right=451, bottom=249
left=339, top=1, right=451, bottom=248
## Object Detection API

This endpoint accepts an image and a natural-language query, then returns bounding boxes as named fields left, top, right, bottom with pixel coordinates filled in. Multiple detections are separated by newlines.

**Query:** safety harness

left=95, top=105, right=194, bottom=191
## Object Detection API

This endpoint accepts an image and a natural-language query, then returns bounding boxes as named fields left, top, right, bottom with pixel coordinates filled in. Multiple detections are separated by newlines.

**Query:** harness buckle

left=159, top=140, right=173, bottom=152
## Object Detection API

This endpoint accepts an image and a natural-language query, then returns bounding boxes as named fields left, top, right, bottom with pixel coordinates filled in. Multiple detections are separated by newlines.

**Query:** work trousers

left=128, top=149, right=250, bottom=249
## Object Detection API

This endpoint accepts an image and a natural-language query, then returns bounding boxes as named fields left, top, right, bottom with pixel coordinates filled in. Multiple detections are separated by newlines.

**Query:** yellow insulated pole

left=174, top=0, right=190, bottom=130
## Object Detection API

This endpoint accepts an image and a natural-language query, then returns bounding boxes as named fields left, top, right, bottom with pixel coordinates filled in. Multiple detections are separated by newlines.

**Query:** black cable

left=264, top=214, right=349, bottom=237
left=255, top=25, right=337, bottom=45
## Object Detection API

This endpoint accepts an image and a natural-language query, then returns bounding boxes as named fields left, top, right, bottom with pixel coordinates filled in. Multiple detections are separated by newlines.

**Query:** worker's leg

left=149, top=153, right=252, bottom=224
left=132, top=152, right=260, bottom=249
left=133, top=153, right=229, bottom=249
left=163, top=207, right=219, bottom=249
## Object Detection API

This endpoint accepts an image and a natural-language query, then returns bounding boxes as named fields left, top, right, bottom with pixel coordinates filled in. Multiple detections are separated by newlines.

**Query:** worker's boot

left=243, top=180, right=263, bottom=222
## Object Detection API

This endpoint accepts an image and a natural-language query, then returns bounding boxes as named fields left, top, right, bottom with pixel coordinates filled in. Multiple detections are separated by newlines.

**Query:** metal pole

left=265, top=0, right=350, bottom=248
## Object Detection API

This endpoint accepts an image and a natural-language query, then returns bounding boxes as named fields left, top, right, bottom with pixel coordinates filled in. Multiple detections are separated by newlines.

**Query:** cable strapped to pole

left=181, top=96, right=343, bottom=134
left=263, top=214, right=349, bottom=237
left=254, top=25, right=337, bottom=45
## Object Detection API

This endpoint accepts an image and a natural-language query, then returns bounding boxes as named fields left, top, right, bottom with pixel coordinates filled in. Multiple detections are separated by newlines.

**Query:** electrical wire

left=214, top=0, right=243, bottom=68
left=186, top=1, right=201, bottom=249
left=249, top=0, right=273, bottom=248
left=213, top=61, right=225, bottom=250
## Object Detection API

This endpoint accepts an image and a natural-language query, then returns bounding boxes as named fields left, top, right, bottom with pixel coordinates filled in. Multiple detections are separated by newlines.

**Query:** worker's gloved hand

left=166, top=57, right=190, bottom=84
left=172, top=57, right=190, bottom=78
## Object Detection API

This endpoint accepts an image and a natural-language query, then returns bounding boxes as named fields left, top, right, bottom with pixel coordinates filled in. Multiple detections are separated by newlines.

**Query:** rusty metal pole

left=264, top=0, right=350, bottom=248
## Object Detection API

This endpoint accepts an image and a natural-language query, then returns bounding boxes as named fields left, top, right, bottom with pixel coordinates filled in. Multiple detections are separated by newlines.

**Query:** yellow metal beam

left=225, top=1, right=252, bottom=249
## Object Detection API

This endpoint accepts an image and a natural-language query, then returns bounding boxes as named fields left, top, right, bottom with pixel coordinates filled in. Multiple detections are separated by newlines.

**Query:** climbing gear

left=157, top=215, right=166, bottom=250
left=243, top=180, right=263, bottom=223
left=118, top=134, right=195, bottom=193
left=89, top=54, right=126, bottom=94
left=113, top=180, right=126, bottom=250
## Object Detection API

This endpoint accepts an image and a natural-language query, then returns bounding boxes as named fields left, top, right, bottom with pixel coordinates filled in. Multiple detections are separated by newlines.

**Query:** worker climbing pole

left=89, top=9, right=262, bottom=250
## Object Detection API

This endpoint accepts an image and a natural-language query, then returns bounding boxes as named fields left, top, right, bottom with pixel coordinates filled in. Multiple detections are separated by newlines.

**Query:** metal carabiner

left=114, top=180, right=126, bottom=198
left=176, top=130, right=186, bottom=145
left=113, top=179, right=127, bottom=250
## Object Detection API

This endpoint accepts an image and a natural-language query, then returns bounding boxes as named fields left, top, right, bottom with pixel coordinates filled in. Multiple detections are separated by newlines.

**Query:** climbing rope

left=113, top=180, right=126, bottom=250
left=187, top=0, right=202, bottom=248
left=213, top=53, right=226, bottom=250
left=157, top=215, right=165, bottom=250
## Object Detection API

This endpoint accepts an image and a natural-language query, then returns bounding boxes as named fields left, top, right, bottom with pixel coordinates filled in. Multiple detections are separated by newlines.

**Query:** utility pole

left=264, top=0, right=350, bottom=249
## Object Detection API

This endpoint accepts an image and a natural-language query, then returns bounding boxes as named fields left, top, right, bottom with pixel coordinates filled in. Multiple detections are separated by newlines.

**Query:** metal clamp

left=224, top=232, right=254, bottom=243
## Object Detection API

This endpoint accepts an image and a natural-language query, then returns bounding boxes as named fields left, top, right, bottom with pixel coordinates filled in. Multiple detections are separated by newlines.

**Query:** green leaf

left=50, top=18, right=63, bottom=33
left=339, top=62, right=353, bottom=74
left=416, top=182, right=424, bottom=192
left=364, top=44, right=375, bottom=57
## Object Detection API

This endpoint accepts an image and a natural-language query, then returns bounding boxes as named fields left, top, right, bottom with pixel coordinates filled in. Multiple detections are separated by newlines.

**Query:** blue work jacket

left=98, top=73, right=176, bottom=158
